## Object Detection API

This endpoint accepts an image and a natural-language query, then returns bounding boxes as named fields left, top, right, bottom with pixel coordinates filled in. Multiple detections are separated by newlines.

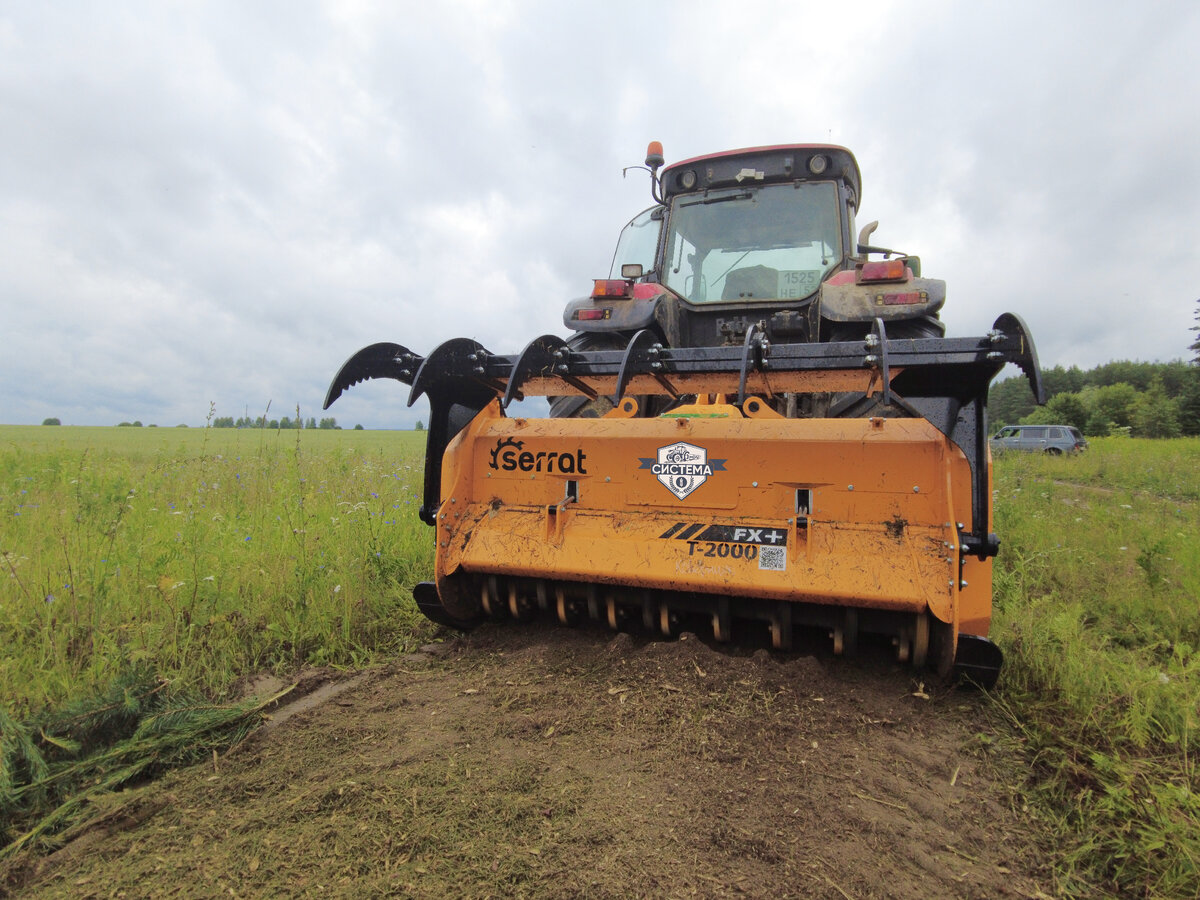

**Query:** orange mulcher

left=324, top=314, right=1042, bottom=687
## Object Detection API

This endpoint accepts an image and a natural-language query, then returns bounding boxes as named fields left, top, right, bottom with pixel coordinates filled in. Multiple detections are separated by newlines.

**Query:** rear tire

left=548, top=332, right=632, bottom=418
left=822, top=315, right=945, bottom=344
left=821, top=316, right=944, bottom=419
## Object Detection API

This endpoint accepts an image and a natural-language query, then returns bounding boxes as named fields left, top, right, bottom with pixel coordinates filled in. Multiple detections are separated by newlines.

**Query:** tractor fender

left=819, top=275, right=947, bottom=323
left=562, top=284, right=674, bottom=334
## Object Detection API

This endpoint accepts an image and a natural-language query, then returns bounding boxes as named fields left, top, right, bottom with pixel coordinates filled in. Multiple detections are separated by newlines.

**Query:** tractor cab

left=568, top=143, right=944, bottom=347
left=652, top=144, right=859, bottom=304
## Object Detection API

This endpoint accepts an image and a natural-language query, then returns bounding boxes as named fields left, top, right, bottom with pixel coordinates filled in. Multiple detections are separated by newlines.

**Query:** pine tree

left=1190, top=297, right=1200, bottom=365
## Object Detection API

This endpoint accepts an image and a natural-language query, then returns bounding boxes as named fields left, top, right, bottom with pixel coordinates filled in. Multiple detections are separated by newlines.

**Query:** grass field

left=989, top=439, right=1200, bottom=897
left=1, top=424, right=435, bottom=715
left=2, top=427, right=1198, bottom=896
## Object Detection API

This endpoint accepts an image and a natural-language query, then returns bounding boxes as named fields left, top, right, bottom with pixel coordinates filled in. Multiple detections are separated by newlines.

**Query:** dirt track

left=16, top=624, right=1052, bottom=898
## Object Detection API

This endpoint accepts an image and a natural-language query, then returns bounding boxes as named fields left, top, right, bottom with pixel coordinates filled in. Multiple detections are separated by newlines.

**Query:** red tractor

left=553, top=142, right=947, bottom=418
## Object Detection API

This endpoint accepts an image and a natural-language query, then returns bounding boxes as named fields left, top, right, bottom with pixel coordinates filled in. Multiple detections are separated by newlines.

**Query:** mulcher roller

left=324, top=315, right=1043, bottom=687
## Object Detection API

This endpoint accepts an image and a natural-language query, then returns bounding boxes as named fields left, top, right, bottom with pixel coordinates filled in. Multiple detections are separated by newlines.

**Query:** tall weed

left=992, top=441, right=1200, bottom=897
left=0, top=425, right=435, bottom=716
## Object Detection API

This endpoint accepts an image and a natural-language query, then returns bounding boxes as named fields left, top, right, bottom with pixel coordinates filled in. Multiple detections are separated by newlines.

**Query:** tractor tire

left=822, top=316, right=945, bottom=419
left=822, top=315, right=945, bottom=344
left=548, top=332, right=634, bottom=419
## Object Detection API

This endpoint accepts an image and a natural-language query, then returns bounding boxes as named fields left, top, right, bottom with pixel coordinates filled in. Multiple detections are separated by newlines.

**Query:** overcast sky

left=2, top=1, right=1197, bottom=428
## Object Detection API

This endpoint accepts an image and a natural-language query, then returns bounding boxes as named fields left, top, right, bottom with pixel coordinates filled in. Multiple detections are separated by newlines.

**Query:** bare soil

left=11, top=623, right=1052, bottom=899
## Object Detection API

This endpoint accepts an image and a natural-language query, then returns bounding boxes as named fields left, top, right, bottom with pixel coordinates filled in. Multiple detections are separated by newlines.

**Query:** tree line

left=210, top=416, right=341, bottom=430
left=988, top=299, right=1200, bottom=437
left=989, top=358, right=1200, bottom=438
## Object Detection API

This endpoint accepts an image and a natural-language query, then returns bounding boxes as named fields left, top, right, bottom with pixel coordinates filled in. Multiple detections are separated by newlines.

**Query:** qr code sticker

left=758, top=546, right=787, bottom=571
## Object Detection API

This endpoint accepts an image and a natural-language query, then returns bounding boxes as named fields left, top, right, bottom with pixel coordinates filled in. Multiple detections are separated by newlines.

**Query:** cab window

left=609, top=207, right=662, bottom=279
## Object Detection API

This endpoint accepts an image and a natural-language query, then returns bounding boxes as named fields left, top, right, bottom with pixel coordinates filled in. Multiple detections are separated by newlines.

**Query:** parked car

left=990, top=424, right=1088, bottom=455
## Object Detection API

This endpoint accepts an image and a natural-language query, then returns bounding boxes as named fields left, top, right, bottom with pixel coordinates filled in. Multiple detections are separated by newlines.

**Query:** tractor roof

left=660, top=144, right=861, bottom=206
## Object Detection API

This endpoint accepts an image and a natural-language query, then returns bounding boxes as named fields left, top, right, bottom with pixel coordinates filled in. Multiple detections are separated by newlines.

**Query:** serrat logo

left=638, top=442, right=726, bottom=500
left=488, top=437, right=588, bottom=474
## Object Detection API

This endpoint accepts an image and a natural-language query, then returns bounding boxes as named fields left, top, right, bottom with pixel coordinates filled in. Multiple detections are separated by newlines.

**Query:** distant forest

left=210, top=415, right=341, bottom=430
left=988, top=359, right=1200, bottom=437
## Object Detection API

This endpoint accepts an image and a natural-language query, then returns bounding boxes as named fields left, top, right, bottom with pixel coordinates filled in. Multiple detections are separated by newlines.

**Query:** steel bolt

left=752, top=481, right=759, bottom=487
left=913, top=486, right=920, bottom=493
left=847, top=484, right=854, bottom=491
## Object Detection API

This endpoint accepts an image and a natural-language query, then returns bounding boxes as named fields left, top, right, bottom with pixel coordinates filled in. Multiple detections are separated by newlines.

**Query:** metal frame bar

left=325, top=313, right=1044, bottom=551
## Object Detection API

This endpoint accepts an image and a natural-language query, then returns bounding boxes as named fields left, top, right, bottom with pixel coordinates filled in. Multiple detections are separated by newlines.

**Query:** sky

left=2, top=0, right=1198, bottom=428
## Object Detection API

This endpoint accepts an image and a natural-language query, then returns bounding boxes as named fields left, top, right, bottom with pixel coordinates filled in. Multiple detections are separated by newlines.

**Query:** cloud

left=1, top=0, right=1197, bottom=426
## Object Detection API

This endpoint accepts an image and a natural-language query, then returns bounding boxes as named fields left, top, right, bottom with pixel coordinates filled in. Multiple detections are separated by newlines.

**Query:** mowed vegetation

left=2, top=425, right=1199, bottom=895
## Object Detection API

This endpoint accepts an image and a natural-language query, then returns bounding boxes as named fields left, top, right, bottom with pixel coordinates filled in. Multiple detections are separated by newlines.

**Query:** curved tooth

left=324, top=342, right=422, bottom=409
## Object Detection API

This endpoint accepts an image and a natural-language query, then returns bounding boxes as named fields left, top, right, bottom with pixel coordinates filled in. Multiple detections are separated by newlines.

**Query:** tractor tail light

left=858, top=259, right=909, bottom=284
left=592, top=279, right=631, bottom=298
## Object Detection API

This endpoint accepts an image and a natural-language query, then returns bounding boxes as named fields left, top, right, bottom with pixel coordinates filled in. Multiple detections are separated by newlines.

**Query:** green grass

left=995, top=436, right=1200, bottom=502
left=991, top=438, right=1200, bottom=898
left=1, top=425, right=435, bottom=716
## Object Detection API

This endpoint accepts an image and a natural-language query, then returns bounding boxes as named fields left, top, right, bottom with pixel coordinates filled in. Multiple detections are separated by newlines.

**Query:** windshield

left=608, top=207, right=662, bottom=279
left=662, top=182, right=842, bottom=303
